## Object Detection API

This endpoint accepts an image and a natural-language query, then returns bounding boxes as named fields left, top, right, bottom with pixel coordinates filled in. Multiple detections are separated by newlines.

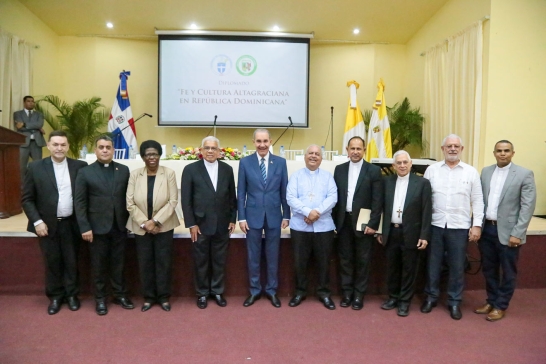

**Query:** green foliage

left=362, top=97, right=427, bottom=153
left=35, top=95, right=109, bottom=158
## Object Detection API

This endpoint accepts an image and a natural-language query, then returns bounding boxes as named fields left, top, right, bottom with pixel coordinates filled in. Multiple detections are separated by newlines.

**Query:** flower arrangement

left=164, top=147, right=250, bottom=161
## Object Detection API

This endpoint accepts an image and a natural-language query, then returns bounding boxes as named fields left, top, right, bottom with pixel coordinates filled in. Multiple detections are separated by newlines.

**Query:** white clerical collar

left=306, top=168, right=318, bottom=174
left=397, top=173, right=410, bottom=181
left=204, top=159, right=218, bottom=167
left=350, top=159, right=363, bottom=167
left=52, top=157, right=67, bottom=166
left=496, top=162, right=511, bottom=171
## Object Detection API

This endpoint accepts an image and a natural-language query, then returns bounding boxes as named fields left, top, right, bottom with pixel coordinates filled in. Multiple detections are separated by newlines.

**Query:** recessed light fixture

left=106, top=22, right=114, bottom=29
left=353, top=28, right=360, bottom=34
left=190, top=23, right=198, bottom=29
left=273, top=25, right=280, bottom=31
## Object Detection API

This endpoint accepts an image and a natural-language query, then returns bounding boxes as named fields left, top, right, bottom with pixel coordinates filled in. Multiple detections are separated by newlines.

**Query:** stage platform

left=1, top=213, right=545, bottom=297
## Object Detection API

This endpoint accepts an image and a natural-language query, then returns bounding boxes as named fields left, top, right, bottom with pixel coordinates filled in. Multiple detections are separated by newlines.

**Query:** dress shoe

left=340, top=295, right=352, bottom=308
left=381, top=298, right=398, bottom=310
left=161, top=302, right=171, bottom=312
left=112, top=297, right=135, bottom=309
left=266, top=294, right=281, bottom=308
left=197, top=296, right=207, bottom=309
left=448, top=305, right=462, bottom=320
left=48, top=299, right=62, bottom=315
left=486, top=308, right=505, bottom=322
left=289, top=295, right=306, bottom=307
left=243, top=294, right=261, bottom=307
left=397, top=302, right=410, bottom=317
left=474, top=303, right=493, bottom=314
left=320, top=296, right=336, bottom=310
left=211, top=294, right=227, bottom=307
left=420, top=301, right=437, bottom=313
left=66, top=296, right=80, bottom=311
left=141, top=302, right=154, bottom=312
left=352, top=296, right=363, bottom=310
left=96, top=301, right=108, bottom=315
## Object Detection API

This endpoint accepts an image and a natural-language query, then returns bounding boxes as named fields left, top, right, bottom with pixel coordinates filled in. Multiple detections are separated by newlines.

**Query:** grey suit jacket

left=481, top=163, right=536, bottom=245
left=13, top=109, right=46, bottom=147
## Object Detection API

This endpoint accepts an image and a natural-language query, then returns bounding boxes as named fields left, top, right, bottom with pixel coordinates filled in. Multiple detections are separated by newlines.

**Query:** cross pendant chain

left=397, top=208, right=402, bottom=218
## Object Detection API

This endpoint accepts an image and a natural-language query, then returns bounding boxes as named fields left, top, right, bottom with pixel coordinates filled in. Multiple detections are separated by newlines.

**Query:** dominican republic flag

left=108, top=71, right=137, bottom=158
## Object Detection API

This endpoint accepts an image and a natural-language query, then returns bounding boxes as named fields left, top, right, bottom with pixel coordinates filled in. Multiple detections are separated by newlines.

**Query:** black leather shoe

left=420, top=300, right=437, bottom=313
left=112, top=297, right=135, bottom=309
left=161, top=302, right=171, bottom=312
left=66, top=296, right=80, bottom=311
left=381, top=298, right=398, bottom=310
left=397, top=302, right=410, bottom=317
left=340, top=295, right=352, bottom=308
left=449, top=305, right=462, bottom=320
left=211, top=294, right=227, bottom=307
left=289, top=295, right=306, bottom=307
left=352, top=296, right=363, bottom=310
left=243, top=294, right=261, bottom=307
left=141, top=302, right=154, bottom=312
left=48, top=299, right=62, bottom=315
left=96, top=301, right=108, bottom=315
left=320, top=296, right=336, bottom=310
left=266, top=294, right=281, bottom=308
left=197, top=296, right=207, bottom=309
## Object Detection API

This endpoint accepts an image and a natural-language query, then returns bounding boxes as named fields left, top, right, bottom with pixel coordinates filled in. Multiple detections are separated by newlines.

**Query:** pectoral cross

left=308, top=192, right=315, bottom=201
left=397, top=207, right=402, bottom=218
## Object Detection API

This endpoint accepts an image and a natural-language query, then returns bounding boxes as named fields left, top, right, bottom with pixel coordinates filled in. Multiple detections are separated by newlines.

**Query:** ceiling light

left=106, top=22, right=114, bottom=29
left=273, top=25, right=280, bottom=31
left=353, top=28, right=360, bottom=34
left=190, top=23, right=198, bottom=29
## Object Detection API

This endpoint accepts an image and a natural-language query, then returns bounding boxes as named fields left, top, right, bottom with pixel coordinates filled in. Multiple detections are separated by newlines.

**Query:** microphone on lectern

left=288, top=116, right=293, bottom=126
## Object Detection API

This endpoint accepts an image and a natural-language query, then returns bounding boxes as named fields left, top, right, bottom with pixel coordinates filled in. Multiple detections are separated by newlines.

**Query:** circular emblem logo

left=211, top=55, right=233, bottom=76
left=236, top=55, right=257, bottom=76
left=115, top=115, right=125, bottom=125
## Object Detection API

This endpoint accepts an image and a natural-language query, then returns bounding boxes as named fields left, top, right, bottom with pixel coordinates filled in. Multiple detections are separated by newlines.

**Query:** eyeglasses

left=144, top=153, right=160, bottom=159
left=202, top=147, right=218, bottom=151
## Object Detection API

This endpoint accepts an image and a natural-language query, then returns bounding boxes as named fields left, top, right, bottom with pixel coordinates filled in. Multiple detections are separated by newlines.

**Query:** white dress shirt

left=204, top=159, right=218, bottom=191
left=53, top=158, right=73, bottom=218
left=346, top=159, right=363, bottom=212
left=25, top=109, right=35, bottom=139
left=391, top=173, right=409, bottom=224
left=485, top=163, right=511, bottom=221
left=424, top=160, right=484, bottom=229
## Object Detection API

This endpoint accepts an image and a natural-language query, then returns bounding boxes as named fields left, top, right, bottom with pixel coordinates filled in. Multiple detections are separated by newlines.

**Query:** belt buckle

left=393, top=223, right=400, bottom=228
left=491, top=220, right=497, bottom=225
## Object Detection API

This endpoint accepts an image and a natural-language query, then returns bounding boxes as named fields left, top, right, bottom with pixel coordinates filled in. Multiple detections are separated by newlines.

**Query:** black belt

left=346, top=211, right=352, bottom=215
left=485, top=220, right=497, bottom=226
left=391, top=223, right=403, bottom=228
left=56, top=216, right=72, bottom=221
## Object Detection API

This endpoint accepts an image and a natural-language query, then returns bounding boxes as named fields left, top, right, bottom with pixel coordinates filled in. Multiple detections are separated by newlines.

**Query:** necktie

left=260, top=158, right=267, bottom=183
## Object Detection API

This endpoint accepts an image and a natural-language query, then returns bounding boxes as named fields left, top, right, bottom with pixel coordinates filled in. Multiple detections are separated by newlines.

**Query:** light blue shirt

left=286, top=167, right=337, bottom=232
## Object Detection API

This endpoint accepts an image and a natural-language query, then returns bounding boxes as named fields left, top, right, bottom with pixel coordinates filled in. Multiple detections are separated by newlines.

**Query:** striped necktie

left=260, top=158, right=267, bottom=183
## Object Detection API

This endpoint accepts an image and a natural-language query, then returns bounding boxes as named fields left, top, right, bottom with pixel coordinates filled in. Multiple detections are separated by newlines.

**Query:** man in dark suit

left=238, top=129, right=290, bottom=308
left=182, top=136, right=237, bottom=309
left=377, top=150, right=431, bottom=316
left=14, top=96, right=47, bottom=183
left=22, top=130, right=87, bottom=315
left=74, top=135, right=134, bottom=315
left=475, top=140, right=536, bottom=321
left=333, top=136, right=383, bottom=310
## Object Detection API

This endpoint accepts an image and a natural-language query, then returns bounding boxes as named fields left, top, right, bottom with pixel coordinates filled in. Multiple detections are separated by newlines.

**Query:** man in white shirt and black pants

left=22, top=130, right=87, bottom=314
left=421, top=134, right=484, bottom=320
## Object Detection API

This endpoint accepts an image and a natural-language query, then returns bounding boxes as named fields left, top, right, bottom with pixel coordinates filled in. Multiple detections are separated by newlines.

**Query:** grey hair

left=392, top=150, right=411, bottom=162
left=306, top=144, right=322, bottom=156
left=253, top=128, right=271, bottom=140
left=442, top=134, right=464, bottom=147
left=201, top=136, right=221, bottom=149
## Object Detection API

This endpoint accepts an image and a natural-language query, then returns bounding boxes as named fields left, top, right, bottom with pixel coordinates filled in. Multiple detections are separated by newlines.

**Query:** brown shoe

left=474, top=303, right=493, bottom=314
left=486, top=308, right=505, bottom=321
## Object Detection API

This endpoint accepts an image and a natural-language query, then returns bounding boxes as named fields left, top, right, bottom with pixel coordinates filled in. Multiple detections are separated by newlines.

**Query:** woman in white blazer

left=126, top=140, right=180, bottom=312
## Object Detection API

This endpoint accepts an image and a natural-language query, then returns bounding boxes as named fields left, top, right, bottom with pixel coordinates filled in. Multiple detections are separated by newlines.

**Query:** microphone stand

left=112, top=113, right=152, bottom=135
left=330, top=107, right=334, bottom=152
left=272, top=119, right=293, bottom=147
left=213, top=115, right=217, bottom=138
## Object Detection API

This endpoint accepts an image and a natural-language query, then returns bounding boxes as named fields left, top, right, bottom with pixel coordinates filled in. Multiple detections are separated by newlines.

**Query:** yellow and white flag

left=342, top=80, right=365, bottom=150
left=365, top=79, right=392, bottom=161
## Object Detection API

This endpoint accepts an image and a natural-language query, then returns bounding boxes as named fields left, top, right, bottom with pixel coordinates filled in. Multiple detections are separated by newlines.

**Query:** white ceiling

left=19, top=0, right=450, bottom=43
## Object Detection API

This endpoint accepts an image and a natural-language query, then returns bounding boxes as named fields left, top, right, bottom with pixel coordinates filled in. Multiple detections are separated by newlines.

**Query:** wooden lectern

left=0, top=126, right=26, bottom=218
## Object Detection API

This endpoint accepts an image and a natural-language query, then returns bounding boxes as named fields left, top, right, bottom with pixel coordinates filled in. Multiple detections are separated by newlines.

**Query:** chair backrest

left=114, top=149, right=126, bottom=159
left=283, top=149, right=304, bottom=160
left=322, top=150, right=339, bottom=161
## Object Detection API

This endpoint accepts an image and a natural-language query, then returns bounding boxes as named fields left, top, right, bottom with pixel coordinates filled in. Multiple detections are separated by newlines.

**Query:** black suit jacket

left=333, top=160, right=383, bottom=233
left=22, top=157, right=88, bottom=235
left=74, top=161, right=130, bottom=234
left=181, top=160, right=237, bottom=235
left=382, top=173, right=432, bottom=248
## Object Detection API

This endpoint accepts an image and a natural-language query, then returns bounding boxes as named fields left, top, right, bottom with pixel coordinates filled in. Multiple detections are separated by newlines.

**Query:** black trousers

left=192, top=228, right=230, bottom=296
left=39, top=218, right=80, bottom=300
left=291, top=229, right=334, bottom=298
left=385, top=225, right=420, bottom=302
left=135, top=230, right=174, bottom=303
left=89, top=227, right=127, bottom=301
left=337, top=212, right=373, bottom=298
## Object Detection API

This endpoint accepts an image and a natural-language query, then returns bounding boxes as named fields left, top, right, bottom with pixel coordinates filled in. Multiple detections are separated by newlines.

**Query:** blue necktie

left=260, top=158, right=267, bottom=183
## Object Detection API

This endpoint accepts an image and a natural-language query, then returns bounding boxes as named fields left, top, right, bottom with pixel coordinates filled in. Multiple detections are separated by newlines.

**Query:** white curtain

left=423, top=21, right=483, bottom=165
left=0, top=28, right=34, bottom=130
